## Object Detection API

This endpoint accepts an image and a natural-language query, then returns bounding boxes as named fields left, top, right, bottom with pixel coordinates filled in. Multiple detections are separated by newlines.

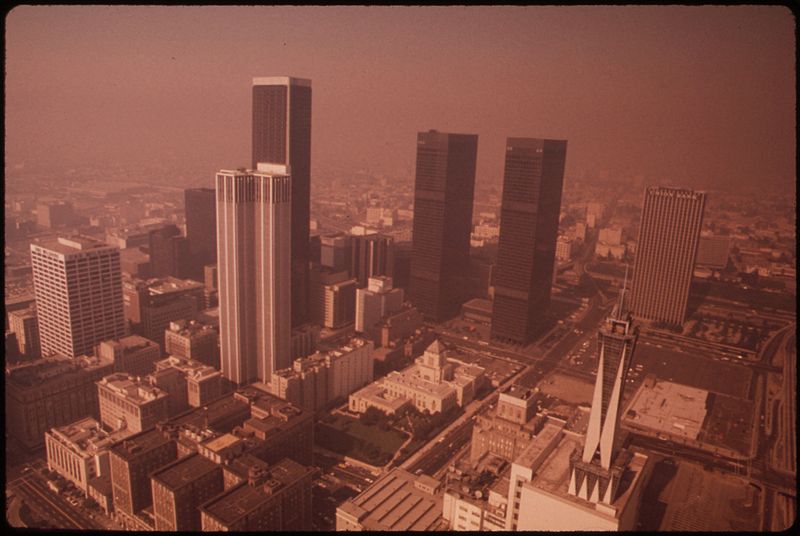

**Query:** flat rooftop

left=32, top=235, right=115, bottom=255
left=201, top=458, right=313, bottom=525
left=49, top=417, right=133, bottom=455
left=7, top=354, right=113, bottom=389
left=151, top=453, right=220, bottom=490
left=624, top=380, right=708, bottom=440
left=147, top=277, right=204, bottom=295
left=98, top=373, right=168, bottom=404
left=111, top=429, right=173, bottom=461
left=339, top=468, right=443, bottom=531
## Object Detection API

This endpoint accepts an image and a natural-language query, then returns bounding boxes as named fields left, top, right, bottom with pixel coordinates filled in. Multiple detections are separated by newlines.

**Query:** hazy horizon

left=5, top=5, right=796, bottom=193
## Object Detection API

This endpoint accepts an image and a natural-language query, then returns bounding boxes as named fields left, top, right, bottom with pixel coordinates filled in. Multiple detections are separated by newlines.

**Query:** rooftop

left=201, top=458, right=314, bottom=525
left=7, top=354, right=113, bottom=389
left=147, top=277, right=204, bottom=295
left=111, top=429, right=173, bottom=461
left=624, top=380, right=708, bottom=440
left=49, top=417, right=134, bottom=455
left=32, top=235, right=115, bottom=255
left=97, top=373, right=168, bottom=404
left=338, top=468, right=443, bottom=531
left=151, top=453, right=220, bottom=490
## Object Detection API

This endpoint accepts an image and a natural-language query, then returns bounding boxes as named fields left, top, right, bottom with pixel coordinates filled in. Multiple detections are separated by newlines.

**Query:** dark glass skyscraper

left=184, top=188, right=217, bottom=277
left=630, top=186, right=705, bottom=327
left=491, top=137, right=567, bottom=345
left=252, top=76, right=312, bottom=327
left=409, top=130, right=478, bottom=322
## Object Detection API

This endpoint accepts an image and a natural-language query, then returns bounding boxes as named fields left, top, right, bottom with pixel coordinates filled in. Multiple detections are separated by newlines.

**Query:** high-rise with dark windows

left=252, top=77, right=311, bottom=328
left=491, top=138, right=567, bottom=345
left=184, top=188, right=217, bottom=278
left=630, top=186, right=705, bottom=327
left=409, top=130, right=478, bottom=322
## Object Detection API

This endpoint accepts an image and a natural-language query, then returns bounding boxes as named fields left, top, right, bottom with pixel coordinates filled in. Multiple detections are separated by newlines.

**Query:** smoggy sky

left=5, top=6, right=795, bottom=192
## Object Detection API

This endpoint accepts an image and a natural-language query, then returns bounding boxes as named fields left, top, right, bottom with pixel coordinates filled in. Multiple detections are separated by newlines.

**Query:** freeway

left=7, top=474, right=100, bottom=530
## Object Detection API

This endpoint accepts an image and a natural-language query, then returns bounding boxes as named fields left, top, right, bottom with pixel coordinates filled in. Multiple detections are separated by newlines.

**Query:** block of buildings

left=97, top=334, right=162, bottom=377
left=36, top=200, right=76, bottom=229
left=154, top=355, right=224, bottom=409
left=336, top=468, right=445, bottom=530
left=269, top=337, right=374, bottom=412
left=350, top=232, right=394, bottom=287
left=6, top=354, right=114, bottom=448
left=442, top=454, right=510, bottom=531
left=97, top=373, right=170, bottom=433
left=470, top=385, right=545, bottom=463
left=151, top=453, right=224, bottom=531
left=200, top=457, right=315, bottom=531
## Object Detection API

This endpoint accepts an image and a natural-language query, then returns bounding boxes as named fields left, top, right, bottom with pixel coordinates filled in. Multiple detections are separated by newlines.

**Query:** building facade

left=409, top=130, right=478, bottom=322
left=491, top=138, right=567, bottom=345
left=216, top=165, right=292, bottom=386
left=184, top=187, right=217, bottom=277
left=630, top=187, right=705, bottom=326
left=97, top=373, right=170, bottom=433
left=8, top=305, right=41, bottom=358
left=252, top=76, right=312, bottom=329
left=31, top=236, right=126, bottom=358
left=350, top=233, right=394, bottom=287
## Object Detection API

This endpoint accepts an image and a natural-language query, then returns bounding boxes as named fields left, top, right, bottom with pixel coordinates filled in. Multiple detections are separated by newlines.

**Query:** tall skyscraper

left=568, top=282, right=639, bottom=505
left=252, top=76, right=311, bottom=328
left=216, top=164, right=292, bottom=386
left=184, top=188, right=217, bottom=277
left=491, top=138, right=567, bottom=345
left=409, top=130, right=478, bottom=322
left=630, top=186, right=706, bottom=326
left=148, top=224, right=190, bottom=279
left=350, top=233, right=394, bottom=288
left=31, top=236, right=126, bottom=357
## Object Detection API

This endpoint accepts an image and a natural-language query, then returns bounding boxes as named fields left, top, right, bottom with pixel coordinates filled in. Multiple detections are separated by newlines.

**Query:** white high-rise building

left=216, top=164, right=292, bottom=386
left=31, top=236, right=125, bottom=358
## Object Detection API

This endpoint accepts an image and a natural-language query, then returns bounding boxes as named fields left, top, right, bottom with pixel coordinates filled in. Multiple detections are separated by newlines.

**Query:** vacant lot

left=316, top=414, right=408, bottom=467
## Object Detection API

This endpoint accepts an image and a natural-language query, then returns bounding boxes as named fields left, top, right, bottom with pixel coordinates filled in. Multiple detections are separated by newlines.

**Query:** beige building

left=442, top=454, right=509, bottom=531
left=349, top=340, right=485, bottom=416
left=555, top=236, right=574, bottom=262
left=6, top=354, right=114, bottom=448
left=8, top=305, right=40, bottom=358
left=337, top=468, right=445, bottom=530
left=31, top=236, right=126, bottom=358
left=216, top=165, right=292, bottom=386
left=269, top=337, right=374, bottom=412
left=97, top=373, right=170, bottom=433
left=45, top=417, right=132, bottom=494
left=97, top=335, right=162, bottom=377
left=354, top=276, right=404, bottom=335
left=164, top=319, right=219, bottom=368
left=154, top=355, right=224, bottom=408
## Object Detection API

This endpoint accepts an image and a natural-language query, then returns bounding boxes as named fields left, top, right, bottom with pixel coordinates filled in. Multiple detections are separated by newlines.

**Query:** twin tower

left=217, top=77, right=569, bottom=387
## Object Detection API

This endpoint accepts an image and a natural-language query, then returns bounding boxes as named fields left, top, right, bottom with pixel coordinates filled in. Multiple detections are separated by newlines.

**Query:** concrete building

left=200, top=457, right=315, bottom=531
left=164, top=319, right=219, bottom=368
left=442, top=454, right=510, bottom=531
left=122, top=276, right=204, bottom=351
left=109, top=429, right=178, bottom=528
left=470, top=385, right=545, bottom=463
left=154, top=356, right=224, bottom=408
left=252, top=76, right=312, bottom=329
left=31, top=236, right=126, bottom=358
left=379, top=305, right=424, bottom=348
left=5, top=354, right=114, bottom=448
left=310, top=266, right=350, bottom=326
left=350, top=233, right=394, bottom=287
left=97, top=373, right=170, bottom=433
left=409, top=130, right=478, bottom=322
left=555, top=236, right=575, bottom=262
left=216, top=165, right=292, bottom=386
left=148, top=224, right=190, bottom=279
left=151, top=453, right=224, bottom=531
left=96, top=335, right=162, bottom=377
left=323, top=277, right=357, bottom=329
left=7, top=305, right=40, bottom=359
left=491, top=138, right=567, bottom=345
left=184, top=188, right=217, bottom=279
left=349, top=340, right=485, bottom=415
left=696, top=234, right=731, bottom=269
left=45, top=417, right=133, bottom=495
left=269, top=337, right=374, bottom=412
left=336, top=468, right=445, bottom=530
left=36, top=200, right=76, bottom=228
left=355, top=276, right=404, bottom=335
left=631, top=187, right=705, bottom=326
left=598, top=227, right=623, bottom=246
left=595, top=241, right=626, bottom=260
left=320, top=232, right=351, bottom=272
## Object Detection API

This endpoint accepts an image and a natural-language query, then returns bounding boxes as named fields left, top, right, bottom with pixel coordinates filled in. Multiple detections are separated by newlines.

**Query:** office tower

left=323, top=278, right=357, bottom=329
left=97, top=373, right=170, bottom=433
left=97, top=335, right=162, bottom=377
left=151, top=453, right=224, bottom=531
left=309, top=266, right=349, bottom=326
left=409, top=130, right=478, bottom=322
left=7, top=305, right=40, bottom=358
left=355, top=276, right=404, bottom=334
left=31, top=236, right=126, bottom=358
left=36, top=200, right=76, bottom=228
left=491, top=138, right=567, bottom=345
left=184, top=188, right=217, bottom=277
left=350, top=233, right=394, bottom=287
left=216, top=165, right=292, bottom=386
left=122, top=276, right=205, bottom=351
left=320, top=232, right=351, bottom=272
left=5, top=354, right=114, bottom=449
left=148, top=224, right=181, bottom=277
left=695, top=234, right=730, bottom=269
left=252, top=76, right=312, bottom=328
left=630, top=187, right=706, bottom=326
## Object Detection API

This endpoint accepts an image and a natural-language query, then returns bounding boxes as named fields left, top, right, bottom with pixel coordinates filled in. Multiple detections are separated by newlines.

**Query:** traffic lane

left=10, top=478, right=85, bottom=529
left=409, top=421, right=474, bottom=475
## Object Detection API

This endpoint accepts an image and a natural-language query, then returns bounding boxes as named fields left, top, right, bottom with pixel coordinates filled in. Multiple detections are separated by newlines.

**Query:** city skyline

left=5, top=6, right=795, bottom=193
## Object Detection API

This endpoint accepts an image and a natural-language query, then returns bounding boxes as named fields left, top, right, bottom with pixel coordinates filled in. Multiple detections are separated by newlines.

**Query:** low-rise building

left=151, top=453, right=224, bottom=531
left=97, top=373, right=170, bottom=433
left=164, top=320, right=219, bottom=368
left=97, top=335, right=162, bottom=377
